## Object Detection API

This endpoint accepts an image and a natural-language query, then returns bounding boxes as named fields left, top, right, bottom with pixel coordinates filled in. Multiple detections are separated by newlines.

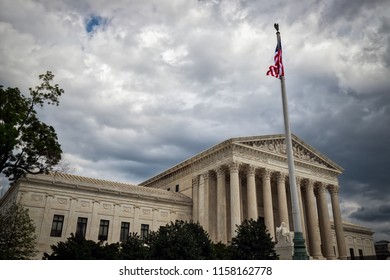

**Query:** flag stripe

left=266, top=42, right=284, bottom=78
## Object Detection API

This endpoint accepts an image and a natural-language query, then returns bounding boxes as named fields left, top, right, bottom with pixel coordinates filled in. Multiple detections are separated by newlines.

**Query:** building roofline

left=140, top=134, right=343, bottom=186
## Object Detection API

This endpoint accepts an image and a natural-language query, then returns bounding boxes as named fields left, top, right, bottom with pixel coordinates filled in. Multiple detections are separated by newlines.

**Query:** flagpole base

left=292, top=232, right=310, bottom=260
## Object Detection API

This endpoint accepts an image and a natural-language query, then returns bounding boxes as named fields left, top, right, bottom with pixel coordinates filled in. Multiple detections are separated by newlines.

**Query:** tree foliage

left=147, top=220, right=215, bottom=260
left=43, top=234, right=121, bottom=260
left=42, top=219, right=278, bottom=260
left=229, top=218, right=278, bottom=260
left=0, top=71, right=64, bottom=182
left=0, top=203, right=37, bottom=259
left=120, top=232, right=149, bottom=259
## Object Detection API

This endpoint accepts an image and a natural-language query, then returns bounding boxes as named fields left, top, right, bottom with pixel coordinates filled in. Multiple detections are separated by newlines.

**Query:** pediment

left=232, top=135, right=343, bottom=172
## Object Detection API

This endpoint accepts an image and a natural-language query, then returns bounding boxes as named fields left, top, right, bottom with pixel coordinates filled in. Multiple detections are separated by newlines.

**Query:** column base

left=292, top=232, right=310, bottom=260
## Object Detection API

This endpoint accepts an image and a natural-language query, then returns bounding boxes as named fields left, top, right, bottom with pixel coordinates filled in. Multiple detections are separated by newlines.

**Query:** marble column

left=329, top=185, right=348, bottom=259
left=276, top=172, right=289, bottom=228
left=65, top=197, right=78, bottom=237
left=315, top=184, right=336, bottom=259
left=198, top=173, right=209, bottom=232
left=262, top=168, right=275, bottom=240
left=246, top=165, right=258, bottom=220
left=216, top=167, right=227, bottom=243
left=304, top=180, right=323, bottom=259
left=90, top=200, right=100, bottom=240
left=40, top=194, right=54, bottom=240
left=229, top=162, right=241, bottom=238
left=192, top=176, right=199, bottom=223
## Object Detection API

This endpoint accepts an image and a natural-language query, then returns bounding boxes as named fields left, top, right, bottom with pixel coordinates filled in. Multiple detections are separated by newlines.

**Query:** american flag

left=266, top=42, right=284, bottom=78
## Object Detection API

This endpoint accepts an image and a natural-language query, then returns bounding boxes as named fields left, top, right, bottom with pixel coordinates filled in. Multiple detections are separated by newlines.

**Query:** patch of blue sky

left=85, top=15, right=109, bottom=34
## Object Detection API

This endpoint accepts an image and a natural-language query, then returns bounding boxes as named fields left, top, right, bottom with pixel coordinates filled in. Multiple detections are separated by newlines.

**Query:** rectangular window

left=175, top=184, right=179, bottom=192
left=349, top=248, right=355, bottom=260
left=359, top=249, right=364, bottom=260
left=141, top=224, right=149, bottom=240
left=98, top=219, right=110, bottom=241
left=50, top=215, right=64, bottom=237
left=76, top=217, right=88, bottom=239
left=120, top=222, right=130, bottom=242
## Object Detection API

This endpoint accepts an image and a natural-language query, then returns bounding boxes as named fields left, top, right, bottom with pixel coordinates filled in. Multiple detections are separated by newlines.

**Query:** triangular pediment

left=231, top=134, right=343, bottom=172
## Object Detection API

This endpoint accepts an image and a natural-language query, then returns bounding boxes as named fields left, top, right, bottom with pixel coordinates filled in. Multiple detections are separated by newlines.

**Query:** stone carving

left=31, top=194, right=43, bottom=202
left=81, top=200, right=90, bottom=207
left=248, top=139, right=333, bottom=169
left=57, top=198, right=67, bottom=205
left=103, top=203, right=111, bottom=210
left=123, top=206, right=132, bottom=213
left=276, top=222, right=294, bottom=244
left=160, top=211, right=169, bottom=218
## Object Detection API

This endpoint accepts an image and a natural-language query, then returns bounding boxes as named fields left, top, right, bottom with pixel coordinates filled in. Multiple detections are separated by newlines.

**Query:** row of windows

left=50, top=215, right=149, bottom=241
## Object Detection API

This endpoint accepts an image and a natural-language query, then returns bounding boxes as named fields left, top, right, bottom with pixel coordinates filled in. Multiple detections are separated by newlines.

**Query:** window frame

left=50, top=214, right=65, bottom=237
left=98, top=219, right=110, bottom=241
left=120, top=221, right=130, bottom=242
left=75, top=217, right=88, bottom=239
left=140, top=224, right=149, bottom=240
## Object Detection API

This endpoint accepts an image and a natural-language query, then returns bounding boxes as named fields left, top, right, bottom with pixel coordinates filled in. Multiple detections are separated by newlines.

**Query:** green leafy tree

left=43, top=234, right=121, bottom=260
left=212, top=241, right=231, bottom=260
left=0, top=71, right=64, bottom=182
left=120, top=232, right=149, bottom=260
left=147, top=220, right=215, bottom=260
left=0, top=203, right=37, bottom=259
left=229, top=218, right=279, bottom=260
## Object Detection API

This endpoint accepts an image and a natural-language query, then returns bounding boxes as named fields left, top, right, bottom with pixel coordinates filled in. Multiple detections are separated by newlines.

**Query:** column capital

left=261, top=168, right=272, bottom=179
left=327, top=184, right=340, bottom=194
left=192, top=176, right=199, bottom=186
left=276, top=171, right=287, bottom=182
left=215, top=166, right=226, bottom=176
left=229, top=161, right=240, bottom=173
left=202, top=172, right=209, bottom=180
left=303, top=178, right=315, bottom=191
left=247, top=165, right=256, bottom=176
left=314, top=182, right=326, bottom=196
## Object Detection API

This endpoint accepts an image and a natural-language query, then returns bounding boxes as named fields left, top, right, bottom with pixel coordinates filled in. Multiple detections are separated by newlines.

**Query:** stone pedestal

left=275, top=223, right=294, bottom=260
left=275, top=242, right=294, bottom=260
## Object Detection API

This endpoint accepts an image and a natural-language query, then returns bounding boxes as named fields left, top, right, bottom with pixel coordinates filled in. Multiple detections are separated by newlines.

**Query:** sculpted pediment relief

left=234, top=136, right=342, bottom=172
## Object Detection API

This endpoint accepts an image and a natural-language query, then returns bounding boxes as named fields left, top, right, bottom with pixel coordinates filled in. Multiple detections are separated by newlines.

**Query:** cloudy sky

left=1, top=0, right=389, bottom=242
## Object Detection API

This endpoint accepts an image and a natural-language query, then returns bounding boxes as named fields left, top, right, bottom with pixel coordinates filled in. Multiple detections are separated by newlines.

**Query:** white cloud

left=1, top=0, right=390, bottom=241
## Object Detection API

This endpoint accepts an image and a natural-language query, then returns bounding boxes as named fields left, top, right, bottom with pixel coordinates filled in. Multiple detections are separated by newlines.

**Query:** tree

left=120, top=233, right=150, bottom=260
left=0, top=203, right=37, bottom=259
left=0, top=71, right=64, bottom=182
left=229, top=218, right=279, bottom=260
left=43, top=234, right=121, bottom=260
left=147, top=220, right=215, bottom=260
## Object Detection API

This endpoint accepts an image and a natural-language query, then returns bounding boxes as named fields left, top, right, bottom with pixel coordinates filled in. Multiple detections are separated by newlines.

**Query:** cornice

left=22, top=173, right=192, bottom=206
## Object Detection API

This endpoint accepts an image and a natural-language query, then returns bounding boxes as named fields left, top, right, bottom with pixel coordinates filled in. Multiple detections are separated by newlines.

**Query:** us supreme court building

left=0, top=134, right=375, bottom=259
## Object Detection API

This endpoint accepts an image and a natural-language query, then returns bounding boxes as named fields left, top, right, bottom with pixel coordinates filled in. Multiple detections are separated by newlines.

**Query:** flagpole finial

left=274, top=23, right=279, bottom=32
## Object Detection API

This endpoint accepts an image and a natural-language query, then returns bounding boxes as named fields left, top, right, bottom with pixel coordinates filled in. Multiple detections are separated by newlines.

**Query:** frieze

left=31, top=194, right=43, bottom=202
left=146, top=147, right=233, bottom=187
left=80, top=200, right=91, bottom=208
left=244, top=139, right=334, bottom=169
left=122, top=206, right=133, bottom=213
left=102, top=203, right=112, bottom=210
left=160, top=211, right=169, bottom=218
left=57, top=198, right=68, bottom=205
left=235, top=144, right=340, bottom=180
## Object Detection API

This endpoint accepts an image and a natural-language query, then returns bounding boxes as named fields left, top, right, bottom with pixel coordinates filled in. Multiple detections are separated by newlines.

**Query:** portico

left=141, top=134, right=348, bottom=260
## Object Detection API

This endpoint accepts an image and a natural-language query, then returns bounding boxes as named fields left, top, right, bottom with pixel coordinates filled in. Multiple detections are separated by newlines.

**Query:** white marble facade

left=0, top=172, right=192, bottom=258
left=141, top=134, right=375, bottom=259
left=0, top=134, right=375, bottom=259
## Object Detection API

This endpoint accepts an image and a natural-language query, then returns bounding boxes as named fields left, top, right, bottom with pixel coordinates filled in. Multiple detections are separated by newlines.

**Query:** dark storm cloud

left=1, top=0, right=389, bottom=241
left=350, top=204, right=390, bottom=223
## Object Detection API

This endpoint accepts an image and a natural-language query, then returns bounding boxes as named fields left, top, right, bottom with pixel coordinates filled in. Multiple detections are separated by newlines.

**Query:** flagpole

left=274, top=24, right=309, bottom=260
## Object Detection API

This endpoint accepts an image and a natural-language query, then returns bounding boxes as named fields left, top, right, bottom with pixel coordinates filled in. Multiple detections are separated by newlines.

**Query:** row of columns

left=192, top=162, right=347, bottom=260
